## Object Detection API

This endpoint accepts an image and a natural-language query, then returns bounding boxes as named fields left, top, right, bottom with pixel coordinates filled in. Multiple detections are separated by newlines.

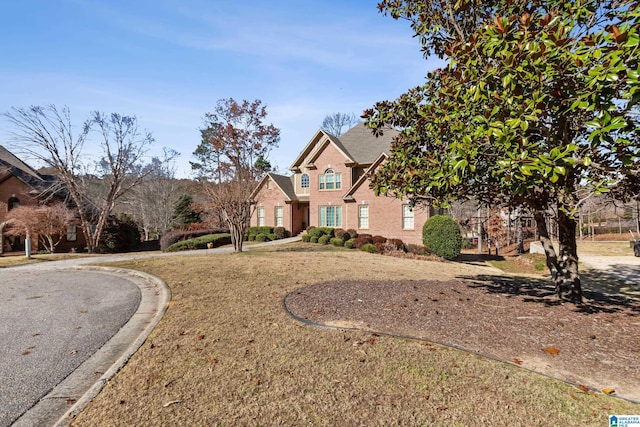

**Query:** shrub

left=247, top=226, right=274, bottom=241
left=255, top=233, right=270, bottom=242
left=267, top=233, right=277, bottom=241
left=360, top=243, right=378, bottom=253
left=318, top=235, right=331, bottom=245
left=372, top=235, right=387, bottom=244
left=274, top=227, right=290, bottom=240
left=344, top=238, right=355, bottom=249
left=330, top=237, right=344, bottom=247
left=406, top=243, right=429, bottom=255
left=310, top=236, right=319, bottom=243
left=301, top=234, right=311, bottom=242
left=308, top=227, right=334, bottom=239
left=99, top=214, right=141, bottom=253
left=422, top=215, right=463, bottom=260
left=165, top=233, right=232, bottom=252
left=353, top=236, right=373, bottom=249
left=160, top=228, right=228, bottom=251
left=334, top=228, right=350, bottom=241
left=345, top=229, right=358, bottom=240
left=387, top=238, right=405, bottom=251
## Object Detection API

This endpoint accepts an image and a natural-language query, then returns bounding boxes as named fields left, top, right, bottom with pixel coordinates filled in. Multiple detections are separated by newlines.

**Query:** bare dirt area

left=70, top=243, right=640, bottom=426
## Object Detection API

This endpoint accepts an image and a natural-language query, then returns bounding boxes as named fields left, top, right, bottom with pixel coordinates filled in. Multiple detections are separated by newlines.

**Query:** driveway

left=580, top=253, right=640, bottom=300
left=0, top=237, right=300, bottom=426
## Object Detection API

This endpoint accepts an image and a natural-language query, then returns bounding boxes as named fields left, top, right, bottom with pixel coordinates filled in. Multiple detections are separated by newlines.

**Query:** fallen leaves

left=602, top=388, right=615, bottom=395
left=512, top=358, right=523, bottom=365
left=543, top=347, right=560, bottom=356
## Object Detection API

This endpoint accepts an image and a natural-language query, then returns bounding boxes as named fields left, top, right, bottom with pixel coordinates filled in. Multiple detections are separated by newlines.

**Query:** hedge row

left=246, top=226, right=291, bottom=242
left=165, top=233, right=232, bottom=252
left=160, top=228, right=228, bottom=251
left=302, top=227, right=431, bottom=256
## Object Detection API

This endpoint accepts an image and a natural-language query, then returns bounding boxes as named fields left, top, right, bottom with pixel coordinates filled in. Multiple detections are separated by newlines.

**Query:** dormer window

left=301, top=173, right=310, bottom=188
left=319, top=169, right=341, bottom=190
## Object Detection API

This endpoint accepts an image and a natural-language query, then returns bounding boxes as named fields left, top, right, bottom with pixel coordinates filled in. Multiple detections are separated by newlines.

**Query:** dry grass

left=70, top=243, right=639, bottom=426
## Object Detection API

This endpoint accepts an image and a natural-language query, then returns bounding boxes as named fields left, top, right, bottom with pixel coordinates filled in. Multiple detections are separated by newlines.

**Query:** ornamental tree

left=194, top=98, right=280, bottom=252
left=364, top=0, right=640, bottom=302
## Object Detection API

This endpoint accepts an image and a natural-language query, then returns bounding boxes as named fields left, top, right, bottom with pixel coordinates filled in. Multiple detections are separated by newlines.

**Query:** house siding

left=250, top=125, right=431, bottom=245
left=252, top=176, right=292, bottom=230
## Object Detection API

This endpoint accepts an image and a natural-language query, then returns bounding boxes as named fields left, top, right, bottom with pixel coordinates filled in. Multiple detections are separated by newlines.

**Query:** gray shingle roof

left=0, top=145, right=46, bottom=187
left=268, top=173, right=297, bottom=201
left=336, top=122, right=398, bottom=165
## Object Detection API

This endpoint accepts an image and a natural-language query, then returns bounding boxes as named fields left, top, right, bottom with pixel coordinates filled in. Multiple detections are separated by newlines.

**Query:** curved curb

left=282, top=291, right=640, bottom=405
left=12, top=266, right=171, bottom=427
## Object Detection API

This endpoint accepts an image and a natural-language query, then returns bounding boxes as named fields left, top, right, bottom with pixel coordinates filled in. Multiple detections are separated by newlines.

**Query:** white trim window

left=66, top=224, right=77, bottom=241
left=402, top=205, right=414, bottom=229
left=358, top=205, right=369, bottom=229
left=257, top=206, right=265, bottom=226
left=275, top=206, right=283, bottom=227
left=301, top=173, right=310, bottom=189
left=319, top=206, right=342, bottom=227
left=319, top=169, right=341, bottom=190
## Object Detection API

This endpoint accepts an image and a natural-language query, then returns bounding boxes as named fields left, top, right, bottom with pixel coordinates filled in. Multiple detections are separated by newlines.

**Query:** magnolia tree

left=4, top=203, right=74, bottom=254
left=364, top=0, right=640, bottom=302
left=193, top=98, right=280, bottom=252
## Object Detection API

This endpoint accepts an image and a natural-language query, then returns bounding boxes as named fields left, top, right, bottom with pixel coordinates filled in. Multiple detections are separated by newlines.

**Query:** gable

left=289, top=129, right=353, bottom=172
left=251, top=173, right=297, bottom=202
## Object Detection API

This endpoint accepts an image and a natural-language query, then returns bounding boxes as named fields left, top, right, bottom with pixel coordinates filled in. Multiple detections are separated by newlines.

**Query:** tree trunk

left=534, top=210, right=582, bottom=303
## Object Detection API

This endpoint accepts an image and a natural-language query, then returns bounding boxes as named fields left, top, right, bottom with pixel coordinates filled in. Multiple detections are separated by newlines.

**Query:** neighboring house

left=0, top=145, right=84, bottom=253
left=250, top=123, right=430, bottom=245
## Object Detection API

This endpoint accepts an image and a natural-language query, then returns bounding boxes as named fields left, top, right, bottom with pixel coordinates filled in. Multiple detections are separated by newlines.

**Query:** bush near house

left=360, top=243, right=378, bottom=253
left=308, top=227, right=334, bottom=240
left=330, top=237, right=344, bottom=247
left=344, top=239, right=355, bottom=249
left=352, top=236, right=373, bottom=249
left=274, top=227, right=290, bottom=240
left=318, top=235, right=331, bottom=245
left=247, top=226, right=275, bottom=241
left=165, top=233, right=232, bottom=252
left=422, top=215, right=463, bottom=260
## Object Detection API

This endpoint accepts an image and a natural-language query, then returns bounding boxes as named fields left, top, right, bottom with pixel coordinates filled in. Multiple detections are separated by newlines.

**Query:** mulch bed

left=284, top=277, right=640, bottom=403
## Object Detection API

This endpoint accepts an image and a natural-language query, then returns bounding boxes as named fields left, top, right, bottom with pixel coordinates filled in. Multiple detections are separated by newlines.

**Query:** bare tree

left=321, top=112, right=359, bottom=137
left=3, top=105, right=159, bottom=252
left=195, top=98, right=280, bottom=252
left=126, top=149, right=184, bottom=240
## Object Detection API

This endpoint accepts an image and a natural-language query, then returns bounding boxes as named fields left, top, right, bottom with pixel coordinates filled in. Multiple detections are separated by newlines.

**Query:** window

left=319, top=206, right=342, bottom=227
left=319, top=169, right=341, bottom=190
left=8, top=196, right=19, bottom=210
left=301, top=173, right=309, bottom=188
left=402, top=205, right=414, bottom=229
left=66, top=224, right=77, bottom=242
left=275, top=206, right=283, bottom=227
left=358, top=205, right=369, bottom=229
left=257, top=207, right=265, bottom=226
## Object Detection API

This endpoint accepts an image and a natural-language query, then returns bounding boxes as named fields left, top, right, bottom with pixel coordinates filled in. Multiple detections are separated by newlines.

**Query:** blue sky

left=0, top=1, right=440, bottom=177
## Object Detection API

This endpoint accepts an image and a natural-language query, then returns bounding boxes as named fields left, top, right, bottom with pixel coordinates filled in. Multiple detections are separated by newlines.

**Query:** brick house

left=250, top=123, right=430, bottom=245
left=0, top=145, right=84, bottom=253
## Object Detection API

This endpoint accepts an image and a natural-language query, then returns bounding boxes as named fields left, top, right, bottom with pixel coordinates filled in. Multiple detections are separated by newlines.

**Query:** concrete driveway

left=580, top=253, right=640, bottom=300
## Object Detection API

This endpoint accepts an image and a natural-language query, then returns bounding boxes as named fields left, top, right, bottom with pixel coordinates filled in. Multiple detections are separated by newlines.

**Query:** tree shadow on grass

left=458, top=273, right=640, bottom=316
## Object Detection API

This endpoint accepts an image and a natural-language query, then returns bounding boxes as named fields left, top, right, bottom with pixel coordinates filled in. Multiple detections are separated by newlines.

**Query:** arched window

left=319, top=169, right=341, bottom=190
left=301, top=173, right=310, bottom=188
left=8, top=196, right=19, bottom=211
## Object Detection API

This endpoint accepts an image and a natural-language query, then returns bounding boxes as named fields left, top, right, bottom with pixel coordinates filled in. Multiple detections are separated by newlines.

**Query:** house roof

left=290, top=122, right=398, bottom=171
left=0, top=145, right=46, bottom=187
left=250, top=172, right=297, bottom=202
